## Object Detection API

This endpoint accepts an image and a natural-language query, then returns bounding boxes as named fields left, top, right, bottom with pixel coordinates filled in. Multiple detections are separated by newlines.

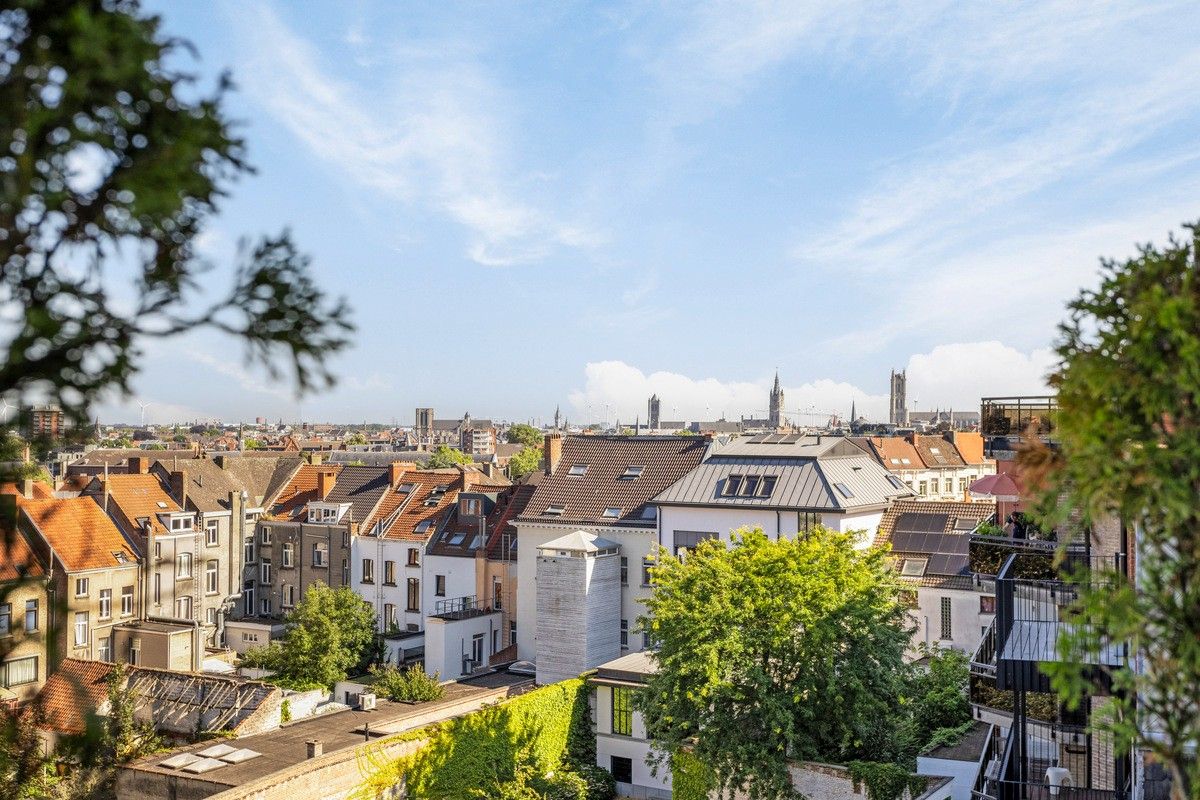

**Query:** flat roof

left=592, top=650, right=656, bottom=684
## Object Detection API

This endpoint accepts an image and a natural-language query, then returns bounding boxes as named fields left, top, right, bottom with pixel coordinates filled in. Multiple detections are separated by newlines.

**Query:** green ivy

left=357, top=678, right=612, bottom=800
left=671, top=751, right=715, bottom=800
left=847, top=761, right=928, bottom=800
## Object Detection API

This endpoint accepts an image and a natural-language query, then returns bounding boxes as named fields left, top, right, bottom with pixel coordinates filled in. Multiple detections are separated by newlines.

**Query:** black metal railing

left=432, top=595, right=493, bottom=620
left=972, top=619, right=997, bottom=676
left=978, top=719, right=1132, bottom=800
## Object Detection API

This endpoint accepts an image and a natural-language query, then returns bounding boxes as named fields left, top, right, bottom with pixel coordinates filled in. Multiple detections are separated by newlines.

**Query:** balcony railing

left=975, top=718, right=1131, bottom=800
left=431, top=595, right=494, bottom=621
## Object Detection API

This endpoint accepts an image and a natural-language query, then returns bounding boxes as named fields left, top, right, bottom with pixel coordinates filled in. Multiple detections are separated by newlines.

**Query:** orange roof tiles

left=862, top=436, right=923, bottom=470
left=269, top=463, right=343, bottom=520
left=22, top=497, right=139, bottom=571
left=911, top=435, right=967, bottom=469
left=90, top=473, right=181, bottom=535
left=0, top=481, right=54, bottom=501
left=35, top=659, right=113, bottom=734
left=0, top=524, right=44, bottom=581
left=377, top=470, right=463, bottom=542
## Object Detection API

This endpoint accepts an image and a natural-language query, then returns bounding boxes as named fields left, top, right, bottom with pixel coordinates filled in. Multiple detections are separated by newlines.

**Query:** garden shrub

left=371, top=664, right=444, bottom=703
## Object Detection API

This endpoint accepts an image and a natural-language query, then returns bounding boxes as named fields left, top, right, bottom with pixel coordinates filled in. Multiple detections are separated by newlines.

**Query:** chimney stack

left=544, top=433, right=563, bottom=476
left=129, top=456, right=149, bottom=475
left=213, top=454, right=227, bottom=470
left=317, top=470, right=335, bottom=501
left=305, top=740, right=323, bottom=759
left=388, top=462, right=405, bottom=487
left=169, top=470, right=188, bottom=510
left=20, top=479, right=33, bottom=500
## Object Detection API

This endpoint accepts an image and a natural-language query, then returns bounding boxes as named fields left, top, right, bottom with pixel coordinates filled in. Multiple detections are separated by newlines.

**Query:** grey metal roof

left=652, top=435, right=912, bottom=511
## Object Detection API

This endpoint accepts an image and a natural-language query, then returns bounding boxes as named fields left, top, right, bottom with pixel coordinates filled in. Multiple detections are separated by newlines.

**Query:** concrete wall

left=422, top=554, right=476, bottom=620
left=656, top=505, right=885, bottom=553
left=0, top=578, right=49, bottom=702
left=917, top=754, right=982, bottom=800
left=424, top=611, right=502, bottom=680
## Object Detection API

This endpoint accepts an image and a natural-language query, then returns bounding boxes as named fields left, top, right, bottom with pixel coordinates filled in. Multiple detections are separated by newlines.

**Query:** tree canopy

left=242, top=583, right=376, bottom=688
left=425, top=444, right=474, bottom=469
left=637, top=527, right=912, bottom=800
left=1037, top=224, right=1200, bottom=800
left=507, top=446, right=542, bottom=480
left=0, top=0, right=352, bottom=426
left=505, top=423, right=542, bottom=448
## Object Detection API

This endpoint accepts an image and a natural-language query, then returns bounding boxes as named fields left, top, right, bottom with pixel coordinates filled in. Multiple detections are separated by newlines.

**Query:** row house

left=514, top=434, right=708, bottom=685
left=851, top=431, right=995, bottom=500
left=0, top=499, right=51, bottom=703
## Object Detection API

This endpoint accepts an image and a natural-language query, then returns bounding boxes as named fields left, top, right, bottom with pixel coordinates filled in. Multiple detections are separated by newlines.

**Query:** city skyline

left=92, top=1, right=1200, bottom=424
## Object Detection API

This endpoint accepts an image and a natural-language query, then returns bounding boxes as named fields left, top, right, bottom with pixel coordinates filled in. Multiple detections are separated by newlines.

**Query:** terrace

left=431, top=594, right=494, bottom=621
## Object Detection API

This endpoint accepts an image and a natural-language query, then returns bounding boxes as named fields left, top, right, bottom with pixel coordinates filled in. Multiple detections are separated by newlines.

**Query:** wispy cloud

left=189, top=351, right=293, bottom=403
left=227, top=4, right=600, bottom=267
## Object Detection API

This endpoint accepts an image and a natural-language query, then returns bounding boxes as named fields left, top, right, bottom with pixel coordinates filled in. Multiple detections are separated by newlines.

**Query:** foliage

left=241, top=583, right=376, bottom=688
left=673, top=429, right=697, bottom=436
left=508, top=445, right=542, bottom=480
left=0, top=432, right=25, bottom=462
left=104, top=661, right=162, bottom=763
left=974, top=522, right=1004, bottom=537
left=671, top=751, right=716, bottom=800
left=346, top=432, right=367, bottom=445
left=1033, top=224, right=1200, bottom=800
left=371, top=664, right=444, bottom=703
left=638, top=527, right=912, bottom=800
left=358, top=678, right=610, bottom=800
left=968, top=675, right=1058, bottom=722
left=280, top=699, right=291, bottom=725
left=425, top=444, right=474, bottom=469
left=506, top=424, right=543, bottom=448
left=0, top=0, right=352, bottom=427
left=0, top=708, right=51, bottom=796
left=898, top=645, right=971, bottom=759
left=242, top=438, right=261, bottom=450
left=847, top=762, right=927, bottom=800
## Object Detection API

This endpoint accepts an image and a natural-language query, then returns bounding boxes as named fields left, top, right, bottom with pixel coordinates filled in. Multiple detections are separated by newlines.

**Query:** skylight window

left=759, top=476, right=778, bottom=497
left=741, top=476, right=761, bottom=496
left=953, top=518, right=977, bottom=531
left=889, top=458, right=900, bottom=465
left=397, top=483, right=418, bottom=493
left=900, top=558, right=928, bottom=577
left=602, top=507, right=621, bottom=518
left=448, top=532, right=466, bottom=546
left=414, top=520, right=432, bottom=534
left=929, top=447, right=941, bottom=455
left=641, top=506, right=658, bottom=520
left=724, top=475, right=743, bottom=496
left=833, top=482, right=855, bottom=499
left=543, top=505, right=565, bottom=516
left=886, top=475, right=906, bottom=490
left=620, top=465, right=645, bottom=480
left=568, top=464, right=589, bottom=476
left=156, top=501, right=168, bottom=509
left=900, top=458, right=911, bottom=465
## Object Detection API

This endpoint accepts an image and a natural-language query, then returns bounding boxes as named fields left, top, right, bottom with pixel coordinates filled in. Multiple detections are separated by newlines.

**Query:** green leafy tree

left=506, top=423, right=542, bottom=448
left=370, top=664, right=444, bottom=703
left=0, top=0, right=352, bottom=428
left=637, top=527, right=911, bottom=800
left=507, top=446, right=542, bottom=480
left=425, top=444, right=473, bottom=469
left=1036, top=225, right=1200, bottom=800
left=898, top=645, right=971, bottom=758
left=346, top=432, right=367, bottom=445
left=242, top=583, right=376, bottom=688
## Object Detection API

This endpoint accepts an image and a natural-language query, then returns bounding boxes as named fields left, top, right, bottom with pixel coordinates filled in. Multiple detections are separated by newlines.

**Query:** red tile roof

left=36, top=659, right=113, bottom=735
left=0, top=481, right=54, bottom=501
left=21, top=497, right=139, bottom=572
left=269, top=463, right=343, bottom=520
left=910, top=435, right=967, bottom=469
left=87, top=473, right=182, bottom=535
left=0, top=523, right=44, bottom=581
left=376, top=470, right=464, bottom=541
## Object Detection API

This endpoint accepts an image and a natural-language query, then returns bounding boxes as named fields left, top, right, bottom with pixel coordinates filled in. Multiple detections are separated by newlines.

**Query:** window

left=611, top=686, right=633, bottom=736
left=543, top=504, right=565, bottom=516
left=241, top=632, right=259, bottom=644
left=640, top=506, right=658, bottom=520
left=980, top=595, right=996, bottom=614
left=641, top=557, right=654, bottom=586
left=244, top=536, right=256, bottom=564
left=742, top=475, right=761, bottom=496
left=918, top=481, right=927, bottom=496
left=642, top=631, right=652, bottom=649
left=492, top=578, right=502, bottom=610
left=620, top=465, right=644, bottom=480
left=610, top=755, right=633, bottom=784
left=0, top=604, right=8, bottom=636
left=759, top=475, right=778, bottom=497
left=244, top=582, right=255, bottom=616
left=886, top=475, right=906, bottom=491
left=260, top=597, right=272, bottom=615
left=900, top=558, right=928, bottom=577
left=75, top=577, right=89, bottom=597
left=460, top=497, right=482, bottom=515
left=959, top=478, right=968, bottom=493
left=177, top=552, right=193, bottom=579
left=2, top=656, right=37, bottom=688
left=620, top=557, right=628, bottom=585
left=342, top=558, right=350, bottom=585
left=153, top=572, right=161, bottom=604
left=73, top=612, right=88, bottom=647
left=176, top=596, right=193, bottom=619
left=260, top=526, right=272, bottom=545
left=206, top=560, right=219, bottom=594
left=673, top=530, right=717, bottom=556
left=620, top=619, right=628, bottom=647
left=25, top=600, right=37, bottom=633
left=833, top=482, right=855, bottom=499
left=98, top=589, right=112, bottom=620
left=602, top=507, right=620, bottom=518
left=206, top=607, right=216, bottom=625
left=509, top=620, right=517, bottom=646
left=121, top=586, right=134, bottom=616
left=260, top=560, right=272, bottom=584
left=940, top=597, right=952, bottom=640
left=98, top=636, right=112, bottom=662
left=154, top=541, right=161, bottom=559
left=128, top=640, right=141, bottom=666
left=170, top=516, right=191, bottom=531
left=435, top=575, right=446, bottom=597
left=798, top=511, right=820, bottom=532
left=407, top=547, right=420, bottom=566
left=384, top=560, right=396, bottom=585
left=313, top=541, right=328, bottom=567
left=205, top=518, right=219, bottom=547
left=471, top=633, right=484, bottom=665
left=283, top=584, right=296, bottom=607
left=416, top=520, right=435, bottom=537
left=362, top=559, right=374, bottom=584
left=567, top=464, right=588, bottom=476
left=723, top=475, right=743, bottom=496
left=383, top=603, right=396, bottom=630
left=282, top=542, right=294, bottom=568
left=406, top=578, right=420, bottom=612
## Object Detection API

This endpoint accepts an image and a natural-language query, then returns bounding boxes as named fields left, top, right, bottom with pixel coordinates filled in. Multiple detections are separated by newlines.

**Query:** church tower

left=769, top=372, right=784, bottom=429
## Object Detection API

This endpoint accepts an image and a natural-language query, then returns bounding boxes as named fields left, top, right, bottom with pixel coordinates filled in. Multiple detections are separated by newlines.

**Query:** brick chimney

left=308, top=452, right=324, bottom=466
left=213, top=454, right=228, bottom=470
left=20, top=479, right=33, bottom=499
left=316, top=470, right=335, bottom=501
left=544, top=433, right=563, bottom=476
left=306, top=740, right=323, bottom=759
left=388, top=462, right=405, bottom=486
left=169, top=470, right=188, bottom=510
left=129, top=456, right=149, bottom=474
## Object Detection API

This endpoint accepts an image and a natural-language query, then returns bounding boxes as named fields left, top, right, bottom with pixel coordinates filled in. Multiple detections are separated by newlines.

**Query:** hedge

left=357, top=677, right=606, bottom=799
left=671, top=750, right=715, bottom=800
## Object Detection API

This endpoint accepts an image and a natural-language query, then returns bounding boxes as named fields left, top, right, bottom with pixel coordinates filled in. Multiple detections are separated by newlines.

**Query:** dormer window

left=742, top=476, right=761, bottom=496
left=169, top=516, right=192, bottom=532
left=620, top=466, right=645, bottom=480
left=723, top=475, right=743, bottom=496
left=460, top=498, right=482, bottom=516
left=543, top=505, right=565, bottom=517
left=568, top=464, right=588, bottom=476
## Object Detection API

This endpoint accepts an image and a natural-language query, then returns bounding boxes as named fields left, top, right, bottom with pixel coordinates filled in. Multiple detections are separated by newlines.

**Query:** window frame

left=611, top=686, right=633, bottom=736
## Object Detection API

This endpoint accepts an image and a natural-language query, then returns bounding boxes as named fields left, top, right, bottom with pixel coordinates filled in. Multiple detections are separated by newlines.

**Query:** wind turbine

left=138, top=401, right=150, bottom=428
left=0, top=398, right=12, bottom=424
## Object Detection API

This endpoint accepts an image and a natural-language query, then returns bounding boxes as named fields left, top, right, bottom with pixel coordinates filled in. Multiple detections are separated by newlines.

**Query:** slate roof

left=68, top=448, right=197, bottom=468
left=36, top=658, right=112, bottom=734
left=519, top=436, right=708, bottom=527
left=485, top=476, right=540, bottom=561
left=217, top=455, right=304, bottom=508
left=22, top=497, right=139, bottom=570
left=427, top=475, right=539, bottom=559
left=148, top=458, right=246, bottom=513
left=654, top=435, right=912, bottom=511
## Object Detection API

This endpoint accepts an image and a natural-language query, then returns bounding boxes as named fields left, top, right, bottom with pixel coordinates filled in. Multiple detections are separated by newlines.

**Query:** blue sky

left=102, top=1, right=1200, bottom=427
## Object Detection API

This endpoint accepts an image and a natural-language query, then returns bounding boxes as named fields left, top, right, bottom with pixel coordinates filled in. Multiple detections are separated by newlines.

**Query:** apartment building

left=0, top=506, right=50, bottom=703
left=18, top=497, right=142, bottom=666
left=851, top=432, right=995, bottom=501
left=513, top=434, right=708, bottom=683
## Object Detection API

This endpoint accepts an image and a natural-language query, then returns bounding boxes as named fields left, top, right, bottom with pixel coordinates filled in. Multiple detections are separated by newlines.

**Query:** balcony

left=970, top=621, right=1087, bottom=731
left=993, top=553, right=1129, bottom=693
left=975, top=717, right=1131, bottom=800
left=431, top=595, right=494, bottom=621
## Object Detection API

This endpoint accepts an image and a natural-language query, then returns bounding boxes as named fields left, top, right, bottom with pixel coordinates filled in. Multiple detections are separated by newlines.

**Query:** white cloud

left=189, top=351, right=293, bottom=404
left=229, top=4, right=599, bottom=267
left=569, top=342, right=1053, bottom=426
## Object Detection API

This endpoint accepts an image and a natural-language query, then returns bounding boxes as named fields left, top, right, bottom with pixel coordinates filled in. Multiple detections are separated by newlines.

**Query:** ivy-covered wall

left=672, top=750, right=715, bottom=800
left=357, top=678, right=592, bottom=798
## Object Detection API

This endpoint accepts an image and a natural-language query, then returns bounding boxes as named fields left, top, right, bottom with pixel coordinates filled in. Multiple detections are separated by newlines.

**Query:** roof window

left=414, top=519, right=433, bottom=535
left=568, top=464, right=588, bottom=476
left=759, top=476, right=778, bottom=497
left=929, top=447, right=941, bottom=455
left=448, top=532, right=466, bottom=546
left=741, top=476, right=761, bottom=496
left=833, top=482, right=855, bottom=499
left=543, top=504, right=565, bottom=516
left=602, top=507, right=621, bottom=518
left=156, top=501, right=168, bottom=509
left=900, top=458, right=911, bottom=465
left=620, top=465, right=645, bottom=480
left=723, top=475, right=743, bottom=496
left=900, top=558, right=928, bottom=577
left=641, top=506, right=658, bottom=520
left=953, top=517, right=977, bottom=531
left=886, top=475, right=906, bottom=490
